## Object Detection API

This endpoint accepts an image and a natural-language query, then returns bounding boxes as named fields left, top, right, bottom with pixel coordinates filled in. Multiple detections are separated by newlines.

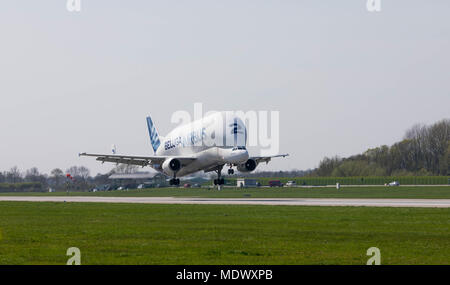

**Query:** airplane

left=79, top=112, right=288, bottom=186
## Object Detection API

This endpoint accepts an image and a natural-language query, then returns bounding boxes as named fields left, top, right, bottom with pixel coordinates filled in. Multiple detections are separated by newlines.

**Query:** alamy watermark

left=65, top=1, right=381, bottom=14
left=367, top=0, right=381, bottom=12
left=67, top=0, right=81, bottom=12
left=66, top=247, right=81, bottom=265
left=366, top=247, right=381, bottom=265
left=170, top=103, right=280, bottom=156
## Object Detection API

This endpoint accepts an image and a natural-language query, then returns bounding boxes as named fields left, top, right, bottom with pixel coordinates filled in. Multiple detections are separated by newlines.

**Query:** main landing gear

left=213, top=165, right=225, bottom=185
left=169, top=174, right=180, bottom=186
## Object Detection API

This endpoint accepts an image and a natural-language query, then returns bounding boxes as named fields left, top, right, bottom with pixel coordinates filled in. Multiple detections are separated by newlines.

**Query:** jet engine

left=237, top=159, right=257, bottom=172
left=162, top=158, right=181, bottom=175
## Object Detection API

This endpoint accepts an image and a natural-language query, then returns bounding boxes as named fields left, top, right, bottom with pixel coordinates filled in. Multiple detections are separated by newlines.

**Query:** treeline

left=0, top=164, right=145, bottom=192
left=313, top=119, right=450, bottom=177
left=231, top=169, right=313, bottom=178
left=221, top=176, right=449, bottom=186
left=0, top=182, right=44, bottom=192
left=0, top=166, right=110, bottom=192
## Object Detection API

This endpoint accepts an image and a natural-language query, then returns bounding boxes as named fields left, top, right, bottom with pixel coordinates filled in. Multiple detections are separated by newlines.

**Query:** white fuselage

left=155, top=112, right=249, bottom=177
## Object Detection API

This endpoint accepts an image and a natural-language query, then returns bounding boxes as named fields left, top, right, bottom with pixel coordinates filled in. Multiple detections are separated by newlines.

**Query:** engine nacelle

left=237, top=159, right=257, bottom=172
left=162, top=158, right=181, bottom=175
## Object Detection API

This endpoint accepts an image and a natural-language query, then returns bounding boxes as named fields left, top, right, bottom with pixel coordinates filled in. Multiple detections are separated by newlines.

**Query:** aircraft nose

left=242, top=150, right=249, bottom=161
left=233, top=149, right=249, bottom=163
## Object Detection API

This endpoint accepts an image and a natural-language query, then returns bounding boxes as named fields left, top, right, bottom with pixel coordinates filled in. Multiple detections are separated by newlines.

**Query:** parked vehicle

left=268, top=180, right=283, bottom=187
left=183, top=183, right=191, bottom=188
left=285, top=181, right=297, bottom=187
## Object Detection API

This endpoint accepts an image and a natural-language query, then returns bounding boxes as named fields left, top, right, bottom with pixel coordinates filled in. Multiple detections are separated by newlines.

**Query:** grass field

left=1, top=186, right=450, bottom=199
left=0, top=201, right=449, bottom=265
left=219, top=176, right=450, bottom=186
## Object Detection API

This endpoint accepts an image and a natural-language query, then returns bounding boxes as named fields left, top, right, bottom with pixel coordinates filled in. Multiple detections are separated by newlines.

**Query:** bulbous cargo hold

left=157, top=112, right=248, bottom=156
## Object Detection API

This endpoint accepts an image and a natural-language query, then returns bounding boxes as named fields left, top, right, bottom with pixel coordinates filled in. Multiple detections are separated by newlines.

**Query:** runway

left=1, top=196, right=450, bottom=208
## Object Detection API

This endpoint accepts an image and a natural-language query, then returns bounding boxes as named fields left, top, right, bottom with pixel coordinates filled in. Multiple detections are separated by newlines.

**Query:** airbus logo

left=229, top=123, right=244, bottom=135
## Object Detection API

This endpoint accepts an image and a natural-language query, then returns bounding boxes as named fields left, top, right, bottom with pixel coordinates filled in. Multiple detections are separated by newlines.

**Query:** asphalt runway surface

left=0, top=196, right=450, bottom=208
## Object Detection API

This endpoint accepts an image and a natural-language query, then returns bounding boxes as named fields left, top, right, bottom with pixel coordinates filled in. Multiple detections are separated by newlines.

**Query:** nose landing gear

left=213, top=165, right=225, bottom=185
left=227, top=168, right=234, bottom=175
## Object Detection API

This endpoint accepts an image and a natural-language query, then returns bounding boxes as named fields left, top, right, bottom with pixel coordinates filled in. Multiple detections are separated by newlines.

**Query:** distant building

left=108, top=172, right=168, bottom=188
left=236, top=178, right=259, bottom=187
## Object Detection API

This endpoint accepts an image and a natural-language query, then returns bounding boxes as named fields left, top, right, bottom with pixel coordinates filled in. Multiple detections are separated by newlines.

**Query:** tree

left=111, top=164, right=139, bottom=174
left=65, top=166, right=92, bottom=191
left=24, top=167, right=47, bottom=186
left=92, top=173, right=111, bottom=186
left=66, top=166, right=90, bottom=181
left=311, top=118, right=449, bottom=176
left=315, top=156, right=342, bottom=176
left=77, top=166, right=90, bottom=181
left=427, top=119, right=450, bottom=173
left=404, top=123, right=427, bottom=171
left=25, top=167, right=40, bottom=182
left=439, top=144, right=450, bottom=175
left=50, top=168, right=65, bottom=188
left=6, top=166, right=22, bottom=183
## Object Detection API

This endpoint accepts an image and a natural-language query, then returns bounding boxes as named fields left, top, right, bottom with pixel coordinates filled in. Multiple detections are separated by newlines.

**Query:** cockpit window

left=232, top=146, right=247, bottom=151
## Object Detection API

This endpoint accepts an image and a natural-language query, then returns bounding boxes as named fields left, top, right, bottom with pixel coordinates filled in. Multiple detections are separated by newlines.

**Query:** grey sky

left=1, top=1, right=449, bottom=175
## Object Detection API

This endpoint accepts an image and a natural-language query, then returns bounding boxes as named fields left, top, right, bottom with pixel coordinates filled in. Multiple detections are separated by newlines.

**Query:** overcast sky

left=1, top=1, right=449, bottom=175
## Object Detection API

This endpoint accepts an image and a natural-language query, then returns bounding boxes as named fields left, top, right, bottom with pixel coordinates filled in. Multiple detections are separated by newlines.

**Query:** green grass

left=1, top=186, right=450, bottom=199
left=0, top=202, right=449, bottom=264
left=218, top=176, right=450, bottom=186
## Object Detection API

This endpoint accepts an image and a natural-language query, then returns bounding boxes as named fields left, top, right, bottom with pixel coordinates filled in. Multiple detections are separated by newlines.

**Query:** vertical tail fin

left=146, top=116, right=161, bottom=153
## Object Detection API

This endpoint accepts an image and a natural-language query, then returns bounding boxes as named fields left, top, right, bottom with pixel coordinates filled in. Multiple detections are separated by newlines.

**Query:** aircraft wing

left=78, top=152, right=196, bottom=167
left=250, top=154, right=289, bottom=164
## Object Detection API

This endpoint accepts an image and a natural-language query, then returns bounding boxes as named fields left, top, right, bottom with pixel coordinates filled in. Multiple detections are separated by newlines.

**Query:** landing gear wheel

left=170, top=178, right=180, bottom=186
left=213, top=165, right=225, bottom=187
left=228, top=168, right=234, bottom=175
